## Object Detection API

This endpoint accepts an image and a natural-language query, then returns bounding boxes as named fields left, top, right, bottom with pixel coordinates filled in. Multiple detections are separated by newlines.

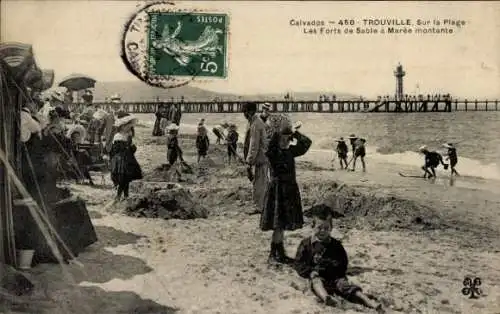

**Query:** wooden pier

left=70, top=99, right=500, bottom=114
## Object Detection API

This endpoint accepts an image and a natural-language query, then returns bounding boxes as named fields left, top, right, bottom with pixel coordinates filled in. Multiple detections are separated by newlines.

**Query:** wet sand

left=5, top=121, right=500, bottom=314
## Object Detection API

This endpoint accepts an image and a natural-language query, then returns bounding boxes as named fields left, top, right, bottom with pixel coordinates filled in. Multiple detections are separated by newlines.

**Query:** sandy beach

left=4, top=120, right=500, bottom=314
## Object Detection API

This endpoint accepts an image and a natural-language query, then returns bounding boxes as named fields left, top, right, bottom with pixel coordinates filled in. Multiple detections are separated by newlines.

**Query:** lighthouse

left=394, top=63, right=405, bottom=101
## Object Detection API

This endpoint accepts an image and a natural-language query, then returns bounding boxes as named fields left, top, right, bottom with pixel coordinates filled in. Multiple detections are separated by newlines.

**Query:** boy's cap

left=308, top=203, right=344, bottom=219
left=309, top=204, right=334, bottom=219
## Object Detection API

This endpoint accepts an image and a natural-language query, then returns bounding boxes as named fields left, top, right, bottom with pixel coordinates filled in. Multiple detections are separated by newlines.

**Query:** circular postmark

left=121, top=1, right=229, bottom=89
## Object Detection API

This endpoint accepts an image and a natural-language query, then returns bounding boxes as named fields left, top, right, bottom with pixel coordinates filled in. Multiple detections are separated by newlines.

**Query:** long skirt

left=260, top=178, right=304, bottom=231
left=252, top=162, right=270, bottom=211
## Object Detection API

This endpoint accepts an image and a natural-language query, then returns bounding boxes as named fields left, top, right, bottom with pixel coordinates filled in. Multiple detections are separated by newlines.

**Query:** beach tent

left=0, top=42, right=40, bottom=265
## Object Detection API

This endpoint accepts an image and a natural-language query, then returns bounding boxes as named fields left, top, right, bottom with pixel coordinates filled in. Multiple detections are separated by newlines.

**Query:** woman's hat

left=348, top=134, right=357, bottom=139
left=335, top=137, right=344, bottom=142
left=93, top=109, right=108, bottom=120
left=116, top=111, right=129, bottom=119
left=50, top=90, right=65, bottom=102
left=262, top=102, right=272, bottom=111
left=66, top=124, right=87, bottom=141
left=419, top=145, right=428, bottom=151
left=229, top=123, right=237, bottom=129
left=443, top=143, right=454, bottom=148
left=114, top=115, right=137, bottom=128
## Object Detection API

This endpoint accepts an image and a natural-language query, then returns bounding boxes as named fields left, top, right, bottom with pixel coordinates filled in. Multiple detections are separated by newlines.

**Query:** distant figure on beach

left=335, top=137, right=348, bottom=170
left=243, top=103, right=270, bottom=215
left=170, top=104, right=182, bottom=126
left=443, top=143, right=459, bottom=176
left=166, top=124, right=185, bottom=181
left=347, top=134, right=357, bottom=156
left=166, top=124, right=184, bottom=165
left=213, top=122, right=229, bottom=144
left=195, top=124, right=210, bottom=163
left=260, top=103, right=273, bottom=141
left=351, top=138, right=367, bottom=172
left=110, top=115, right=143, bottom=202
left=419, top=145, right=448, bottom=179
left=294, top=205, right=385, bottom=313
left=153, top=104, right=169, bottom=136
left=260, top=102, right=271, bottom=123
left=261, top=124, right=311, bottom=265
left=226, top=124, right=239, bottom=164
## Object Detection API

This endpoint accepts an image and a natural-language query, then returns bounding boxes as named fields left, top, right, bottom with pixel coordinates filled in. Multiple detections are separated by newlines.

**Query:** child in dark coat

left=165, top=124, right=186, bottom=181
left=110, top=116, right=143, bottom=201
left=226, top=124, right=239, bottom=164
left=166, top=124, right=184, bottom=166
left=196, top=125, right=210, bottom=163
left=294, top=204, right=384, bottom=313
left=335, top=137, right=348, bottom=170
left=261, top=125, right=312, bottom=265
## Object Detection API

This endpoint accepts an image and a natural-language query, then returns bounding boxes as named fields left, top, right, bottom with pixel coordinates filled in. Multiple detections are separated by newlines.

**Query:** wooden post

left=485, top=100, right=488, bottom=111
left=455, top=100, right=458, bottom=111
left=0, top=61, right=24, bottom=266
left=496, top=100, right=498, bottom=111
left=464, top=99, right=468, bottom=111
left=474, top=99, right=478, bottom=111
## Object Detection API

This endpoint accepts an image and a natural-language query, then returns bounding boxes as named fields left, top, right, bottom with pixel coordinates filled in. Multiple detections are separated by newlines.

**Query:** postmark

left=121, top=1, right=229, bottom=89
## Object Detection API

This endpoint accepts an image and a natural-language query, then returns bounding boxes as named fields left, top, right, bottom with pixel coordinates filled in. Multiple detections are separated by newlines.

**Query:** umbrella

left=58, top=73, right=96, bottom=91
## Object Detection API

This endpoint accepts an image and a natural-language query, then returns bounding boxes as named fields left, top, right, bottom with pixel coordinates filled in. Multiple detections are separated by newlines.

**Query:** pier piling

left=69, top=99, right=500, bottom=114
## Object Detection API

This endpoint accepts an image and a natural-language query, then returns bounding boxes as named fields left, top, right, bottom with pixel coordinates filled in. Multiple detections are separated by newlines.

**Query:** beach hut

left=0, top=42, right=41, bottom=266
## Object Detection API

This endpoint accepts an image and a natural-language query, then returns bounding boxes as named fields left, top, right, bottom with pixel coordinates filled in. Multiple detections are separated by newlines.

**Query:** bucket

left=16, top=249, right=35, bottom=270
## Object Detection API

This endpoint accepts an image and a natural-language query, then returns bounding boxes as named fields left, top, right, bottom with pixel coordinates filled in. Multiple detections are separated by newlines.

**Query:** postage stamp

left=121, top=1, right=229, bottom=89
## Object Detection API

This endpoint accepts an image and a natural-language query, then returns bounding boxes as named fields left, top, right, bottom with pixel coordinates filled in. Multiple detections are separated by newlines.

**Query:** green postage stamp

left=121, top=2, right=229, bottom=88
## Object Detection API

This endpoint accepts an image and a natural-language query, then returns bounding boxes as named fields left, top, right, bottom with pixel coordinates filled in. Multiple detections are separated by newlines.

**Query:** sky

left=2, top=1, right=500, bottom=98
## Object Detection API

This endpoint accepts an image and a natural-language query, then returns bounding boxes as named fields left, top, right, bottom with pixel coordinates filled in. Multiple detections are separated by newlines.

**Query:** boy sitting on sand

left=294, top=204, right=385, bottom=313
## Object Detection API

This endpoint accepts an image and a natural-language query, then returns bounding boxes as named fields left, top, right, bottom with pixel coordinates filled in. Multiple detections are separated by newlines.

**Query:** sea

left=138, top=111, right=500, bottom=182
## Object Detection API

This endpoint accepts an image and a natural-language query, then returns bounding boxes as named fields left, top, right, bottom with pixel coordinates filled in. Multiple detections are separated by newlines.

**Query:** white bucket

left=16, top=249, right=35, bottom=270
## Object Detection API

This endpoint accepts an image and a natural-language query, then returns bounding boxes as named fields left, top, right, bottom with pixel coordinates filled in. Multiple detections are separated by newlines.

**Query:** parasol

left=58, top=73, right=96, bottom=91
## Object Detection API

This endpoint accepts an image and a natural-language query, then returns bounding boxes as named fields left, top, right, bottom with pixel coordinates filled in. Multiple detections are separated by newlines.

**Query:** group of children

left=196, top=120, right=240, bottom=164
left=106, top=111, right=385, bottom=312
left=334, top=134, right=367, bottom=172
left=419, top=142, right=459, bottom=179
left=234, top=104, right=386, bottom=312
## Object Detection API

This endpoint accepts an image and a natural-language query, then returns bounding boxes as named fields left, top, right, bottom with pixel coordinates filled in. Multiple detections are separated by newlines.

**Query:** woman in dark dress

left=110, top=115, right=143, bottom=201
left=261, top=125, right=312, bottom=265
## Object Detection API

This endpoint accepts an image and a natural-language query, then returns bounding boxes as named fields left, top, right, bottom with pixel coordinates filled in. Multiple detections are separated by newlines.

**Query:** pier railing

left=69, top=99, right=500, bottom=114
